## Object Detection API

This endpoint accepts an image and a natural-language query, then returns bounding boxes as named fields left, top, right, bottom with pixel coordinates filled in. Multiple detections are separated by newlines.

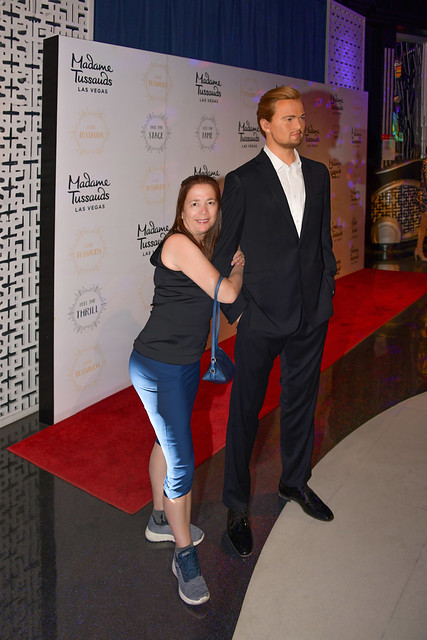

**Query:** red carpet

left=8, top=268, right=427, bottom=513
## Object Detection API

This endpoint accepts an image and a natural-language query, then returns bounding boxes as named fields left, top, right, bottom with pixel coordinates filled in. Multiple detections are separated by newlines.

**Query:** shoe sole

left=145, top=527, right=205, bottom=545
left=172, top=559, right=210, bottom=606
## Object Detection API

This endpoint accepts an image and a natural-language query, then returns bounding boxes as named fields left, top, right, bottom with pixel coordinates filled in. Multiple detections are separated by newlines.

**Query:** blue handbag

left=202, top=276, right=235, bottom=384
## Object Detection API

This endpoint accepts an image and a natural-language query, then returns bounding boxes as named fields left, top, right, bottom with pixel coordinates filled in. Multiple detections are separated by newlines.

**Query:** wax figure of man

left=212, top=86, right=337, bottom=557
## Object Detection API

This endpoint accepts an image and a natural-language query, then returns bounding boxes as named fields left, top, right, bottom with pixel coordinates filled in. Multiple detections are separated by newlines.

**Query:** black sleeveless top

left=133, top=239, right=214, bottom=364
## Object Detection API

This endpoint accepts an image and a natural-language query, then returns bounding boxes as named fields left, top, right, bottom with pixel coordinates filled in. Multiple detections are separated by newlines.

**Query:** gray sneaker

left=145, top=514, right=205, bottom=545
left=172, top=545, right=210, bottom=606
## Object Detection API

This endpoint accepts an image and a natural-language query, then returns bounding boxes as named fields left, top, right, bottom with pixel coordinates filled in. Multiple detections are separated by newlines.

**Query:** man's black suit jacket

left=212, top=149, right=337, bottom=333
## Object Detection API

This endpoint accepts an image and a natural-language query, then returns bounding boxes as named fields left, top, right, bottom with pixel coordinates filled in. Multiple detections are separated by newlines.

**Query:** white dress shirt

left=263, top=145, right=306, bottom=236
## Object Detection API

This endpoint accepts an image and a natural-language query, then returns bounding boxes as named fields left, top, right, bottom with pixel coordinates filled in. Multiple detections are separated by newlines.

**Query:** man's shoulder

left=226, top=150, right=266, bottom=178
left=300, top=154, right=328, bottom=172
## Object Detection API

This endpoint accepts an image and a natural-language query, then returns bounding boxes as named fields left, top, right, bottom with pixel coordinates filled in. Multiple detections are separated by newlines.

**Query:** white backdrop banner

left=43, top=36, right=368, bottom=423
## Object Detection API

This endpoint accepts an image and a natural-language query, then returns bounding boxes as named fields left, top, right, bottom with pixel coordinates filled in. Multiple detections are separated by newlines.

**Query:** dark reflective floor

left=1, top=255, right=427, bottom=640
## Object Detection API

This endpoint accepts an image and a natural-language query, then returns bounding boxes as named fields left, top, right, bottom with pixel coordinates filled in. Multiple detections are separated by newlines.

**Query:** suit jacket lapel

left=254, top=150, right=295, bottom=221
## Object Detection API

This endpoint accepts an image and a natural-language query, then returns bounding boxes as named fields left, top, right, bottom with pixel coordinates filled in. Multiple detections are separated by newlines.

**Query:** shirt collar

left=263, top=145, right=301, bottom=171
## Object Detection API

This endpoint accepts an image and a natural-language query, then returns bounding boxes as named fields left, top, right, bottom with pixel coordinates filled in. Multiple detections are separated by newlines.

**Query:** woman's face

left=181, top=184, right=219, bottom=239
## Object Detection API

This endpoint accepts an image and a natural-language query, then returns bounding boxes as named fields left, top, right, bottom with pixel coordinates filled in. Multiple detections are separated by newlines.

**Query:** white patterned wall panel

left=327, top=0, right=365, bottom=90
left=0, top=0, right=93, bottom=427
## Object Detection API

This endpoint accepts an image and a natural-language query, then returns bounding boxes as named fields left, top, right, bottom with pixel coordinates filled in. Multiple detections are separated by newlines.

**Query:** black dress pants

left=222, top=309, right=329, bottom=511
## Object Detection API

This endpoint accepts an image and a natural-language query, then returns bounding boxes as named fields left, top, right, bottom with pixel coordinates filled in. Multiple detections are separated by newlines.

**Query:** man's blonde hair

left=257, top=86, right=302, bottom=137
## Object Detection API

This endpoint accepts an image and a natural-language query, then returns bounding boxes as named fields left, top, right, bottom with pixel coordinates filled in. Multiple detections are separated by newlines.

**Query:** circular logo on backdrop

left=241, top=77, right=261, bottom=109
left=140, top=167, right=168, bottom=205
left=350, top=188, right=361, bottom=207
left=68, top=344, right=106, bottom=391
left=68, top=284, right=107, bottom=333
left=141, top=113, right=170, bottom=152
left=332, top=219, right=344, bottom=241
left=71, top=110, right=110, bottom=154
left=143, top=63, right=171, bottom=101
left=195, top=116, right=219, bottom=151
left=351, top=128, right=363, bottom=146
left=351, top=95, right=364, bottom=118
left=69, top=228, right=107, bottom=274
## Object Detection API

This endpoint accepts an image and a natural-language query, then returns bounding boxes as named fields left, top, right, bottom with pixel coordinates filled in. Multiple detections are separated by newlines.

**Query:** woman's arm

left=161, top=233, right=243, bottom=303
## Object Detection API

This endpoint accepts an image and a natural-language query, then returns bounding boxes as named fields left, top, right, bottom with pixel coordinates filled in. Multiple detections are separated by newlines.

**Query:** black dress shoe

left=226, top=509, right=253, bottom=557
left=278, top=482, right=334, bottom=522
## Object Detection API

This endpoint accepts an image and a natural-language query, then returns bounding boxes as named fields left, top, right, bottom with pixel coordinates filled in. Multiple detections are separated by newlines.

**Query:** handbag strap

left=211, top=275, right=223, bottom=361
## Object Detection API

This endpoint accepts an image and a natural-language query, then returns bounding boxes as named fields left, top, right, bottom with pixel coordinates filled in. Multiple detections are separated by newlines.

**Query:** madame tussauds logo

left=329, top=94, right=344, bottom=114
left=352, top=216, right=359, bottom=237
left=195, top=72, right=222, bottom=103
left=350, top=245, right=360, bottom=263
left=238, top=120, right=260, bottom=148
left=305, top=124, right=320, bottom=147
left=70, top=53, right=113, bottom=93
left=137, top=220, right=170, bottom=256
left=350, top=188, right=361, bottom=204
left=329, top=158, right=342, bottom=179
left=68, top=171, right=110, bottom=211
left=194, top=165, right=220, bottom=178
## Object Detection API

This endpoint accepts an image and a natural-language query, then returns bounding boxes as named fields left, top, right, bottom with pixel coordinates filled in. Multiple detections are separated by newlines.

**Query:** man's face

left=261, top=99, right=306, bottom=149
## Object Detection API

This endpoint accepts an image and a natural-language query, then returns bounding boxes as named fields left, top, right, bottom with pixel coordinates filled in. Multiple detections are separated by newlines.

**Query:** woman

left=129, top=175, right=244, bottom=606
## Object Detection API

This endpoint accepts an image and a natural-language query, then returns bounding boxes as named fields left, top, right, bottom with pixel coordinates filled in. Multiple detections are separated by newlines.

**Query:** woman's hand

left=231, top=247, right=245, bottom=267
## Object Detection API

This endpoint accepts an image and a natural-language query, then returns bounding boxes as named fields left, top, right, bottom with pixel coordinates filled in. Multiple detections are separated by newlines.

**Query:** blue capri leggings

left=129, top=349, right=200, bottom=500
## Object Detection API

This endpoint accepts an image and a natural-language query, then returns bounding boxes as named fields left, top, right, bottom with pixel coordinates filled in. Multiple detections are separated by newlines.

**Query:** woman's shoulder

left=162, top=232, right=200, bottom=257
left=156, top=232, right=202, bottom=271
left=150, top=233, right=188, bottom=265
left=163, top=232, right=193, bottom=248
